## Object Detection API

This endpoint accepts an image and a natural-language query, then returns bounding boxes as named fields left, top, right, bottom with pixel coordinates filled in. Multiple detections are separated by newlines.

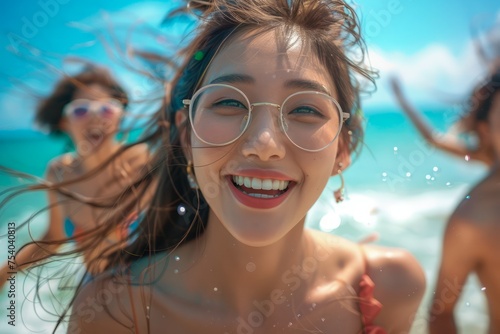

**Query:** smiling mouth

left=231, top=175, right=291, bottom=199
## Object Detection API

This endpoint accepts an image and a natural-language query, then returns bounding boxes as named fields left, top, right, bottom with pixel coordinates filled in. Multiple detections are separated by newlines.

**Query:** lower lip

left=228, top=177, right=293, bottom=209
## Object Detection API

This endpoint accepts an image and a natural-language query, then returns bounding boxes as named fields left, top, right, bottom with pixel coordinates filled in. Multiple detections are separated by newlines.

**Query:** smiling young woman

left=63, top=1, right=425, bottom=333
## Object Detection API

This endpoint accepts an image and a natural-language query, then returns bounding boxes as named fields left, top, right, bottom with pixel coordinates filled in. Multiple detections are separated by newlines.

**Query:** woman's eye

left=213, top=99, right=247, bottom=109
left=290, top=106, right=325, bottom=117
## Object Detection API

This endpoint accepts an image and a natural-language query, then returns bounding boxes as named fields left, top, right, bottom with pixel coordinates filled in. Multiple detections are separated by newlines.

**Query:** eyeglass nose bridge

left=249, top=102, right=288, bottom=133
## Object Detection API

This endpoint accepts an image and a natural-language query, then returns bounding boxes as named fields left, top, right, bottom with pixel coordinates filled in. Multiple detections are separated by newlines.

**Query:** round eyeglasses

left=183, top=84, right=349, bottom=152
left=63, top=99, right=123, bottom=120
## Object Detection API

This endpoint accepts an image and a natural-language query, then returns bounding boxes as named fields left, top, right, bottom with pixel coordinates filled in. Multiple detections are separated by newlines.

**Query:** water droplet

left=312, top=303, right=317, bottom=308
left=481, top=287, right=486, bottom=291
left=177, top=205, right=186, bottom=216
left=348, top=130, right=353, bottom=136
left=214, top=287, right=218, bottom=292
left=297, top=313, right=301, bottom=318
left=466, top=195, right=471, bottom=200
left=288, top=322, right=293, bottom=327
left=425, top=174, right=431, bottom=180
left=466, top=302, right=470, bottom=307
left=174, top=256, right=180, bottom=262
left=431, top=177, right=435, bottom=181
left=446, top=182, right=451, bottom=186
left=321, top=318, right=325, bottom=322
left=465, top=155, right=470, bottom=161
left=393, top=146, right=398, bottom=154
left=174, top=269, right=179, bottom=274
left=246, top=262, right=256, bottom=272
left=433, top=166, right=439, bottom=172
left=406, top=172, right=411, bottom=177
left=382, top=172, right=388, bottom=177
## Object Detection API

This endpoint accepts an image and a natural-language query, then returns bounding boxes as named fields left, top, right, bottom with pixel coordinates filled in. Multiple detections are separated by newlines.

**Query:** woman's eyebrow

left=208, top=75, right=331, bottom=95
left=285, top=79, right=331, bottom=95
left=209, top=74, right=255, bottom=85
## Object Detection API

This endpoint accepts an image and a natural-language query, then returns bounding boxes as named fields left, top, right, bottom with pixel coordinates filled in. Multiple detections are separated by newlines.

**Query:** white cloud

left=363, top=41, right=488, bottom=108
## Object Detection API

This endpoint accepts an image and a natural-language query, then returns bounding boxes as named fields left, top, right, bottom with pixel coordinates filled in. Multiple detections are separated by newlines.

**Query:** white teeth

left=248, top=193, right=276, bottom=199
left=262, top=179, right=273, bottom=190
left=232, top=176, right=290, bottom=191
left=251, top=178, right=262, bottom=189
left=243, top=177, right=251, bottom=188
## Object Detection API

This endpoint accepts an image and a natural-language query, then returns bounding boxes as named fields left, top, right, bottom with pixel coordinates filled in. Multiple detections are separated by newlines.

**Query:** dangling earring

left=186, top=160, right=199, bottom=189
left=334, top=162, right=345, bottom=203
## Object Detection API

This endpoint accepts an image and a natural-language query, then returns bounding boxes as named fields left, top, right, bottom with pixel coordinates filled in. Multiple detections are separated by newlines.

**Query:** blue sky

left=0, top=0, right=499, bottom=130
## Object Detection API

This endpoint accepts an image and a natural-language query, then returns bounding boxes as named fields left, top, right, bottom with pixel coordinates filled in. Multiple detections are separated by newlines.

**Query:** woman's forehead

left=73, top=83, right=113, bottom=100
left=203, top=30, right=335, bottom=93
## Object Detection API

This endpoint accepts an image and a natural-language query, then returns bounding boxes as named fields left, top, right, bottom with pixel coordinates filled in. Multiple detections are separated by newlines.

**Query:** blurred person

left=0, top=65, right=150, bottom=288
left=391, top=70, right=500, bottom=333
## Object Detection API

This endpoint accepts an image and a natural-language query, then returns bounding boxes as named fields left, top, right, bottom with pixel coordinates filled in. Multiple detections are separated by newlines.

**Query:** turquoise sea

left=0, top=107, right=489, bottom=333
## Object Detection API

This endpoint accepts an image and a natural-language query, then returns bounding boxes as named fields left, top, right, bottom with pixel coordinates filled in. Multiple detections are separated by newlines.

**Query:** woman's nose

left=240, top=106, right=286, bottom=161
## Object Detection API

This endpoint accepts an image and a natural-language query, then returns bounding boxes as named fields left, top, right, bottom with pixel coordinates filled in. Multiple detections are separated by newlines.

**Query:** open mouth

left=86, top=128, right=105, bottom=142
left=230, top=175, right=291, bottom=199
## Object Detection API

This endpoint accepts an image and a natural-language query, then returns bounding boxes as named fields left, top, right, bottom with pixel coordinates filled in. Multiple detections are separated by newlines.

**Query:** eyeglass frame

left=182, top=83, right=350, bottom=152
left=62, top=98, right=124, bottom=119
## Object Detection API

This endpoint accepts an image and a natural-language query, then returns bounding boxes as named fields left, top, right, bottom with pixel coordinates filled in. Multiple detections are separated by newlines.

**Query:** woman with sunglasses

left=54, top=1, right=426, bottom=332
left=0, top=66, right=150, bottom=288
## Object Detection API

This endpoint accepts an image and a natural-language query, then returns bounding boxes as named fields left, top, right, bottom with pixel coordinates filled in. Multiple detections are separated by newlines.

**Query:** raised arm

left=390, top=77, right=480, bottom=161
left=0, top=165, right=66, bottom=290
left=428, top=216, right=480, bottom=334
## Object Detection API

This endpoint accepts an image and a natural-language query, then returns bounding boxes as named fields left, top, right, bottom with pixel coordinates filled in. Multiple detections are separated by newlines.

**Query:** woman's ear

left=332, top=135, right=351, bottom=176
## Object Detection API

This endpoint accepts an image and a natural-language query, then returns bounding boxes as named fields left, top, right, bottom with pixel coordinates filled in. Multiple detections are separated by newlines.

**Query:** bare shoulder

left=119, top=143, right=152, bottom=178
left=68, top=271, right=141, bottom=333
left=364, top=245, right=425, bottom=302
left=363, top=245, right=426, bottom=331
left=45, top=153, right=80, bottom=181
left=306, top=229, right=368, bottom=281
left=121, top=143, right=150, bottom=165
left=306, top=229, right=363, bottom=264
